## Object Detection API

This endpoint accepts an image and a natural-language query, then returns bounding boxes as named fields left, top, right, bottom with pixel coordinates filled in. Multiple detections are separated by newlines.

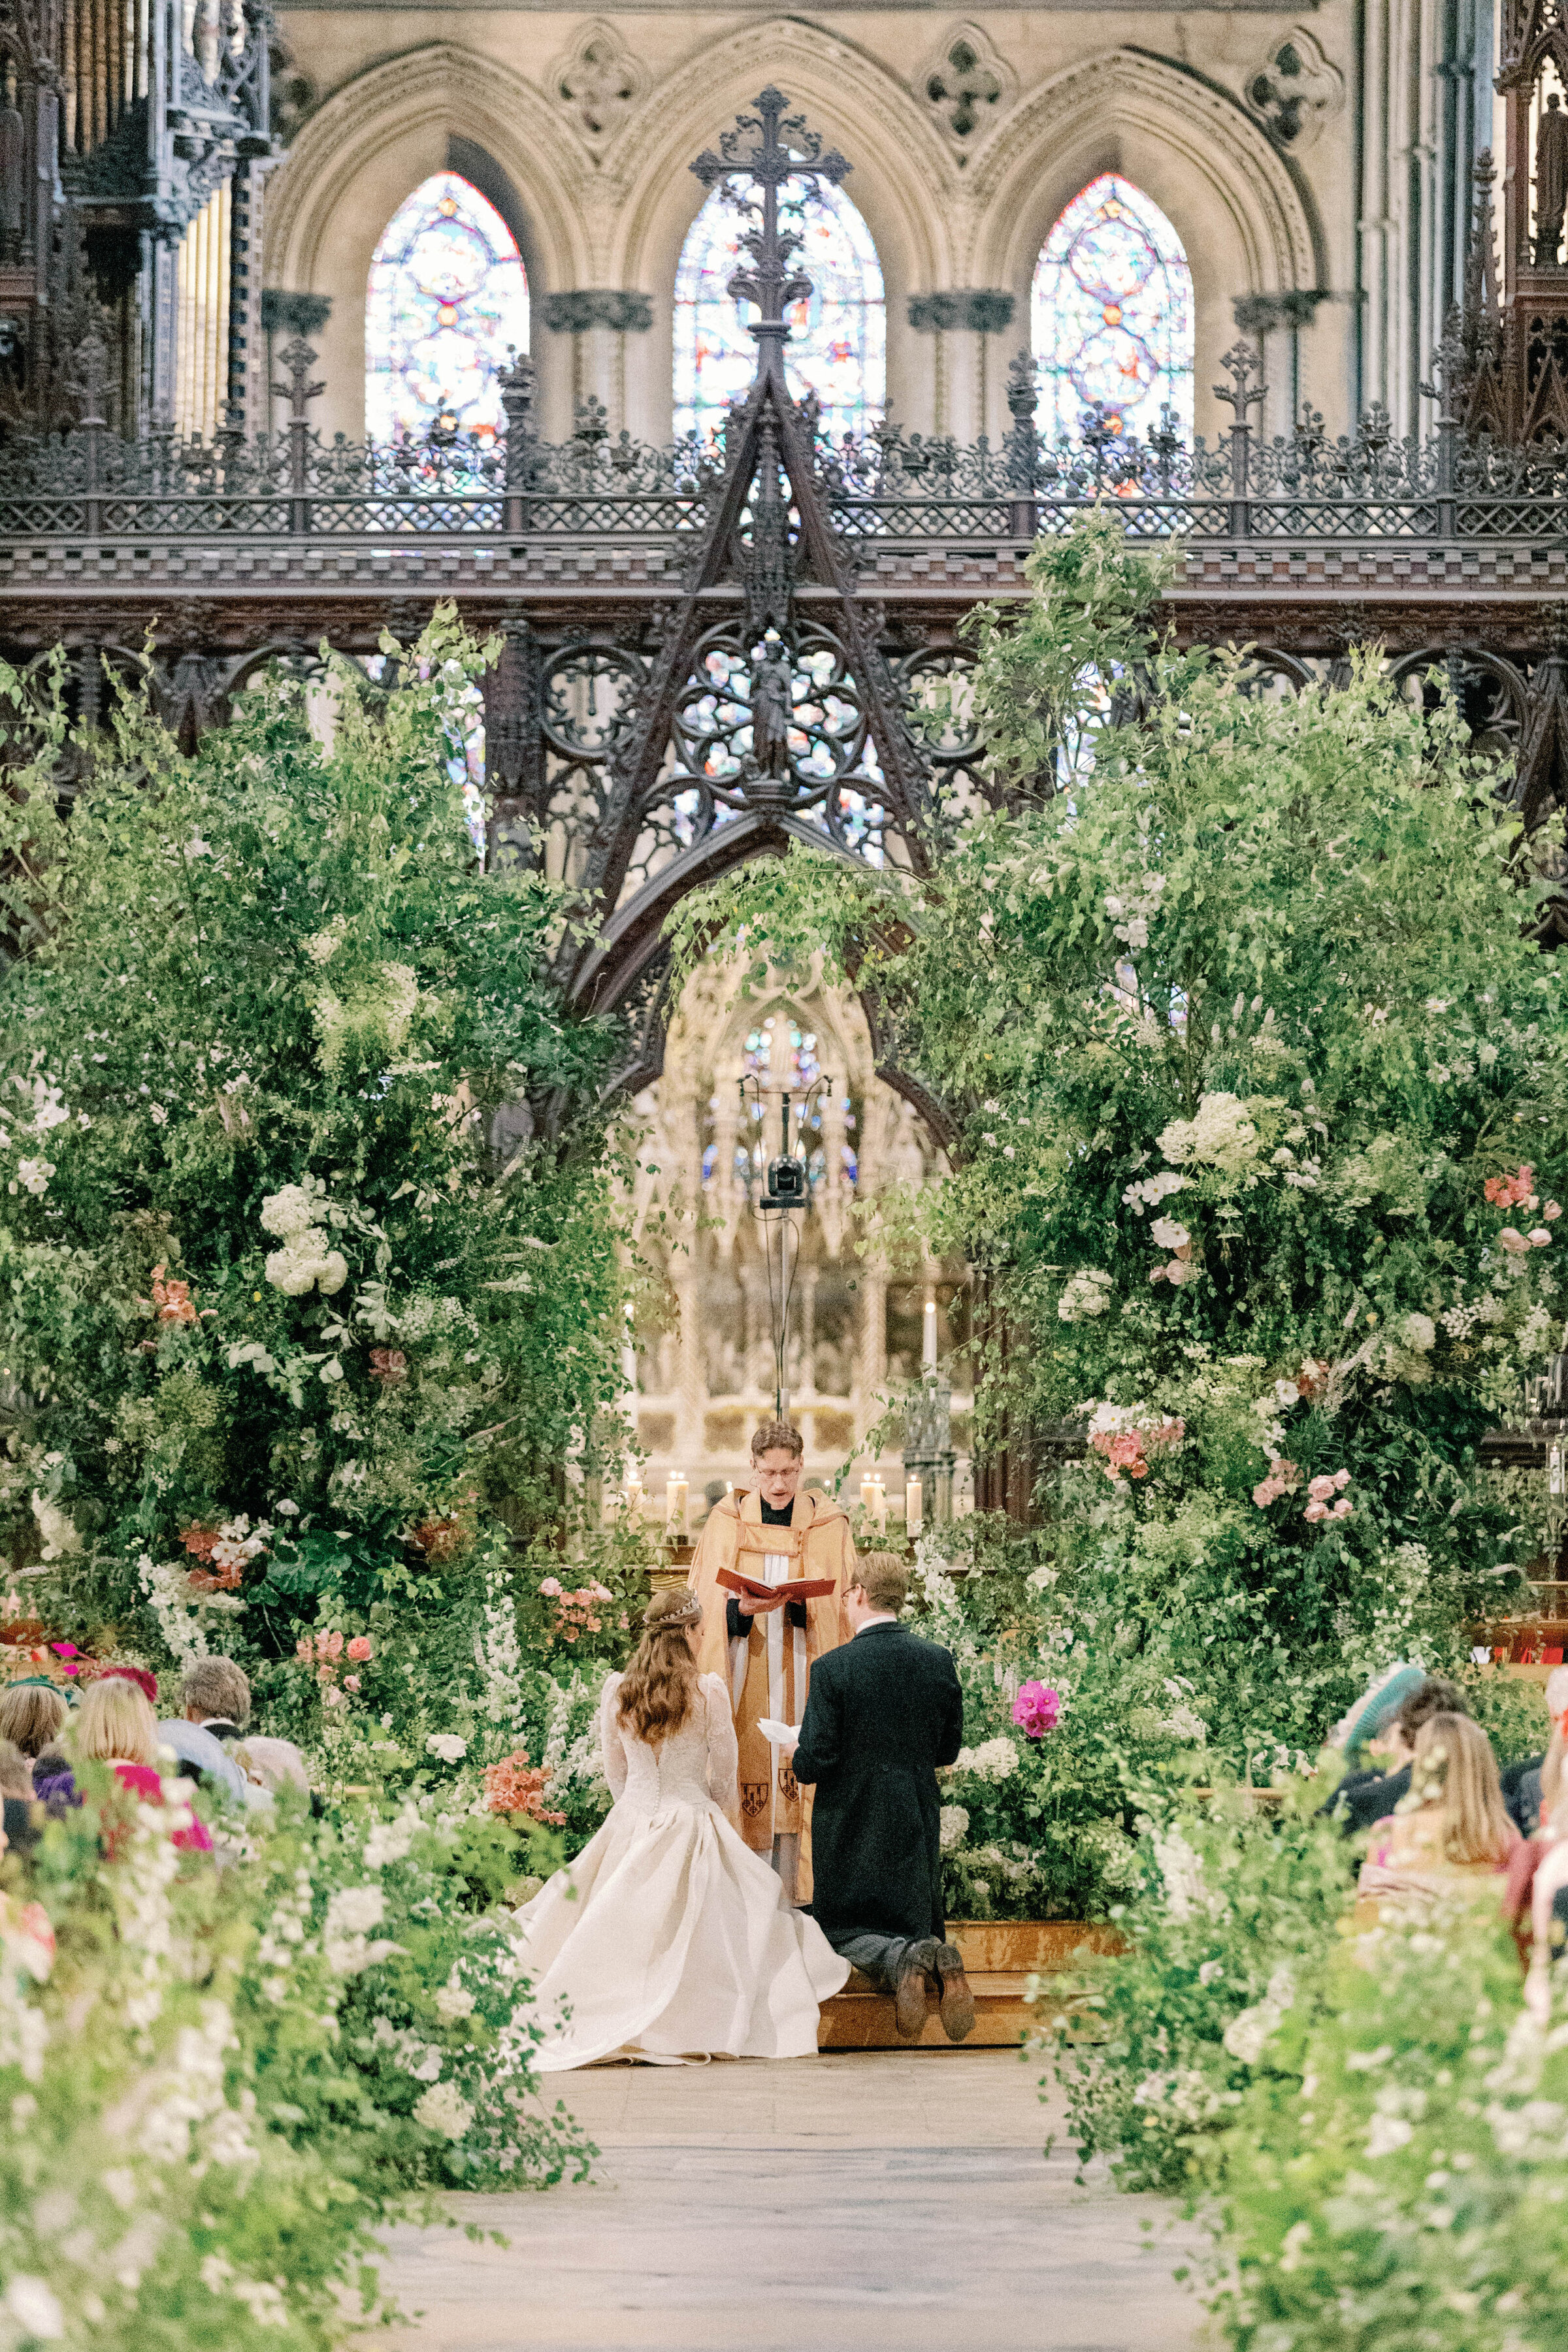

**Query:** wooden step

left=817, top=1920, right=1124, bottom=2051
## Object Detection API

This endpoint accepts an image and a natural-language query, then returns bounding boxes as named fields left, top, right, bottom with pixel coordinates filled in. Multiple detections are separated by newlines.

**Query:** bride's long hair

left=617, top=1587, right=703, bottom=1747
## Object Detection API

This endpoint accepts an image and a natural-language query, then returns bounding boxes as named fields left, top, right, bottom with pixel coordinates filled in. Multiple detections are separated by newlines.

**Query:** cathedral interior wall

left=265, top=3, right=1358, bottom=444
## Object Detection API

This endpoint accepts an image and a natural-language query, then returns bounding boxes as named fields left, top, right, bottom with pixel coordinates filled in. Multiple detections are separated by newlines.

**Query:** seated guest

left=42, top=1678, right=213, bottom=1853
left=180, top=1657, right=250, bottom=1744
left=1504, top=1720, right=1564, bottom=1944
left=171, top=1656, right=305, bottom=1806
left=781, top=1554, right=973, bottom=2042
left=0, top=1680, right=68, bottom=1762
left=1523, top=1757, right=1568, bottom=2018
left=0, top=1737, right=41, bottom=1857
left=1328, top=1674, right=1470, bottom=1835
left=1356, top=1713, right=1518, bottom=1924
left=1499, top=1664, right=1567, bottom=1841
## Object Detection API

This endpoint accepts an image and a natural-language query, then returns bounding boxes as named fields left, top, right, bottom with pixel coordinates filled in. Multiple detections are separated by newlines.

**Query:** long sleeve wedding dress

left=513, top=1671, right=849, bottom=2069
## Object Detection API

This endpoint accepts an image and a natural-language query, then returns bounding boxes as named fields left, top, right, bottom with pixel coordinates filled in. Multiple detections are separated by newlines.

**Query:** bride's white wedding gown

left=514, top=1671, right=849, bottom=2069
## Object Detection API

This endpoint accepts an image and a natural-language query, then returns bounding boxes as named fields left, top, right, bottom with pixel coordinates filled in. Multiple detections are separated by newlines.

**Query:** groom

left=781, top=1554, right=974, bottom=2042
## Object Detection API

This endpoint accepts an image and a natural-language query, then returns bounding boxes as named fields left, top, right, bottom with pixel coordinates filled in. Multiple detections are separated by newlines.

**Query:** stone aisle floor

left=368, top=2050, right=1209, bottom=2352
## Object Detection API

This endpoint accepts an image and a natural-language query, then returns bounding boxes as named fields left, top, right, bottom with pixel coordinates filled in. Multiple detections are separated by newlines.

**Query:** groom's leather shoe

left=934, top=1942, right=976, bottom=2042
left=893, top=1938, right=939, bottom=2040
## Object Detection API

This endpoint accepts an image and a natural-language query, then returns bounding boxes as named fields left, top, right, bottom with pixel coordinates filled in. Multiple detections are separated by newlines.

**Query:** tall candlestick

left=626, top=1475, right=644, bottom=1521
left=871, top=1476, right=887, bottom=1530
left=905, top=1477, right=923, bottom=1537
left=860, top=1473, right=877, bottom=1517
left=665, top=1473, right=687, bottom=1536
left=923, top=1296, right=938, bottom=1371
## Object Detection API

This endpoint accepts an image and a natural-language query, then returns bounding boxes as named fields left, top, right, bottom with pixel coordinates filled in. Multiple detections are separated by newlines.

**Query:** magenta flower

left=1013, top=1680, right=1061, bottom=1738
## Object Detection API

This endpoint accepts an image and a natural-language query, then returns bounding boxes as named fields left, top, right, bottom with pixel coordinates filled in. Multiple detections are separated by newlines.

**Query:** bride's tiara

left=644, top=1589, right=702, bottom=1629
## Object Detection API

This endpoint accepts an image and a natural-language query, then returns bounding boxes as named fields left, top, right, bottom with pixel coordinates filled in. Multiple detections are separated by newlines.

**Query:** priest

left=688, top=1420, right=857, bottom=1905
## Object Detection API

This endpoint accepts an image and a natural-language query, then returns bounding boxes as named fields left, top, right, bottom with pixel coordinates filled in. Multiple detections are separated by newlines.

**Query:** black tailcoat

left=791, top=1621, right=964, bottom=1943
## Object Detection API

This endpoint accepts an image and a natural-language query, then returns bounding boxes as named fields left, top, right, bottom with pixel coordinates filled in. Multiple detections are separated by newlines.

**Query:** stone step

left=817, top=1921, right=1124, bottom=2051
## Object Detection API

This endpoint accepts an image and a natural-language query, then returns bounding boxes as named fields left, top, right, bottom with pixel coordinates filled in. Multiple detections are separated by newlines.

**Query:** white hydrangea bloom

left=1156, top=1092, right=1260, bottom=1174
left=938, top=1805, right=970, bottom=1852
left=259, top=1184, right=318, bottom=1239
left=1058, top=1267, right=1115, bottom=1322
left=425, top=1733, right=468, bottom=1763
left=414, top=2082, right=474, bottom=2140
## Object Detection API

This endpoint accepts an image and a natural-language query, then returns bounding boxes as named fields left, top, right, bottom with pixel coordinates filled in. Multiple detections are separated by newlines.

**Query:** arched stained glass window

left=1031, top=175, right=1193, bottom=446
left=674, top=181, right=885, bottom=443
left=366, top=171, right=529, bottom=442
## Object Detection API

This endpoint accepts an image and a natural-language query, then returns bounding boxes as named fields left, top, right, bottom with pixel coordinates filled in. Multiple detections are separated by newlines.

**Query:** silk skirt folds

left=513, top=1797, right=849, bottom=2070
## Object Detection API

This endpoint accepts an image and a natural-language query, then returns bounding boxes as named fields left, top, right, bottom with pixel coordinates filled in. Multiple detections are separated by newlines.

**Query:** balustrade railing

left=8, top=336, right=1568, bottom=548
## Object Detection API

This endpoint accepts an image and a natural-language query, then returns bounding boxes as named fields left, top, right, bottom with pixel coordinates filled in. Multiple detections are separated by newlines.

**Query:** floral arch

left=1030, top=172, right=1194, bottom=446
left=674, top=178, right=885, bottom=443
left=365, top=169, right=531, bottom=443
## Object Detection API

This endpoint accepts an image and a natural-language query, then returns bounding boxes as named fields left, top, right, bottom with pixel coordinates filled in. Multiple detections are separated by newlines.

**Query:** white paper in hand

left=757, top=1717, right=796, bottom=1745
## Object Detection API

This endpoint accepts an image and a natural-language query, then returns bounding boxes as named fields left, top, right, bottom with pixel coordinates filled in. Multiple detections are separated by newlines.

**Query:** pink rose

left=1307, top=1474, right=1336, bottom=1503
left=1499, top=1227, right=1529, bottom=1252
left=346, top=1636, right=372, bottom=1661
left=344, top=1674, right=361, bottom=1692
left=538, top=1577, right=563, bottom=1599
left=1530, top=1229, right=1552, bottom=1248
left=1331, top=1499, right=1352, bottom=1519
left=1013, top=1680, right=1061, bottom=1738
left=325, top=1630, right=343, bottom=1658
left=295, top=1638, right=312, bottom=1662
left=1303, top=1501, right=1328, bottom=1522
left=1547, top=1203, right=1562, bottom=1221
left=1333, top=1469, right=1351, bottom=1491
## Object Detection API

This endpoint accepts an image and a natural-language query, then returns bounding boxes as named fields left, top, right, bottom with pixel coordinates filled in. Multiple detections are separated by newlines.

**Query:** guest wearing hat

left=1325, top=1670, right=1471, bottom=1835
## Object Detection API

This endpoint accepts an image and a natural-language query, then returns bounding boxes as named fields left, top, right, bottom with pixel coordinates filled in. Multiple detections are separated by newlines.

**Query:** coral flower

left=346, top=1635, right=372, bottom=1661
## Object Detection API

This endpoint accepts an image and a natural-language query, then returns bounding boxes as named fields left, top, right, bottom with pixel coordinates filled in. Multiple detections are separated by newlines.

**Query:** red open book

left=716, top=1567, right=838, bottom=1603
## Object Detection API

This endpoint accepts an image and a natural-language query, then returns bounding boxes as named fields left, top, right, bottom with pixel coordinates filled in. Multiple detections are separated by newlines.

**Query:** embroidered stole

left=729, top=1525, right=808, bottom=1842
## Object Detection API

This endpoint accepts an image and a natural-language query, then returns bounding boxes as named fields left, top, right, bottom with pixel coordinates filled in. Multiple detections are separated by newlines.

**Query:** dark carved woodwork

left=0, top=0, right=272, bottom=431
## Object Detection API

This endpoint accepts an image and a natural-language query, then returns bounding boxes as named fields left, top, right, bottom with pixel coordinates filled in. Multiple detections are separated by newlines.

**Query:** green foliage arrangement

left=0, top=615, right=632, bottom=1694
left=1042, top=1788, right=1351, bottom=2193
left=1209, top=1908, right=1568, bottom=2350
left=0, top=1767, right=589, bottom=2351
left=671, top=513, right=1568, bottom=1767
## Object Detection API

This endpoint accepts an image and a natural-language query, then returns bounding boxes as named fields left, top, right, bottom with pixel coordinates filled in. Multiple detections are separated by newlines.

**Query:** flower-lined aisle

left=668, top=515, right=1568, bottom=2339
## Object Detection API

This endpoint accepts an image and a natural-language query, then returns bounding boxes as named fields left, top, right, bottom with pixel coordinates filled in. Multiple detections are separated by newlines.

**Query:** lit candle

left=665, top=1473, right=687, bottom=1536
left=626, top=1476, right=644, bottom=1521
left=905, top=1477, right=923, bottom=1537
left=860, top=1473, right=877, bottom=1516
left=923, top=1296, right=938, bottom=1372
left=871, top=1477, right=887, bottom=1530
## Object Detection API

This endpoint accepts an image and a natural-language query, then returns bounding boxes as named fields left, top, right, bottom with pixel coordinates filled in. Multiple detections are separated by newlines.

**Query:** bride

left=513, top=1585, right=849, bottom=2068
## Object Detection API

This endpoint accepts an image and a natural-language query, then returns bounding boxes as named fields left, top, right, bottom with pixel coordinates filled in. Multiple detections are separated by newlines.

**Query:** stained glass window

left=1031, top=175, right=1193, bottom=446
left=674, top=182, right=885, bottom=443
left=365, top=171, right=529, bottom=443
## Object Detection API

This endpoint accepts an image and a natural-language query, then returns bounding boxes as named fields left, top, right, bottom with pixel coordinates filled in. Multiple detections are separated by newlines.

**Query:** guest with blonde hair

left=0, top=1680, right=68, bottom=1761
left=1356, top=1712, right=1518, bottom=1925
left=36, top=1676, right=212, bottom=1852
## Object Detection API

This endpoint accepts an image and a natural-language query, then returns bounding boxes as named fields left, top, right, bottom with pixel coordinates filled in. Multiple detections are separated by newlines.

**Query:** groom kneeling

left=781, top=1554, right=975, bottom=2042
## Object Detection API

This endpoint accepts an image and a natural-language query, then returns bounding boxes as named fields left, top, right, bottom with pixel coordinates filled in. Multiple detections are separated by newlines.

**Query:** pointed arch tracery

left=674, top=178, right=885, bottom=444
left=365, top=169, right=530, bottom=443
left=1031, top=172, right=1194, bottom=446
